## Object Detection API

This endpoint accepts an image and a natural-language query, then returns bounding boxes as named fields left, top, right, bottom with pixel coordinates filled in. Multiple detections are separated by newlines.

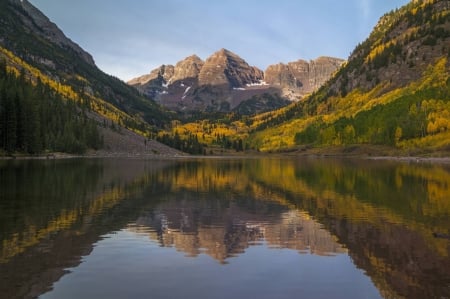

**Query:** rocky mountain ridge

left=4, top=0, right=95, bottom=66
left=265, top=56, right=345, bottom=100
left=129, top=49, right=344, bottom=113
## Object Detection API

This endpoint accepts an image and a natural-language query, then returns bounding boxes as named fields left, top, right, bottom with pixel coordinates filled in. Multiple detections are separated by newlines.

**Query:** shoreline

left=2, top=151, right=450, bottom=164
left=365, top=155, right=450, bottom=164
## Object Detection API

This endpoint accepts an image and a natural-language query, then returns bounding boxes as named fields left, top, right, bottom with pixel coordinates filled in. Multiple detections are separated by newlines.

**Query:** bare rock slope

left=265, top=57, right=345, bottom=100
left=129, top=49, right=344, bottom=113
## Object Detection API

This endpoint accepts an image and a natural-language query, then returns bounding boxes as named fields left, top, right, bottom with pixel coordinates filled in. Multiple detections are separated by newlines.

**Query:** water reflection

left=132, top=201, right=346, bottom=263
left=0, top=157, right=449, bottom=299
left=0, top=158, right=173, bottom=299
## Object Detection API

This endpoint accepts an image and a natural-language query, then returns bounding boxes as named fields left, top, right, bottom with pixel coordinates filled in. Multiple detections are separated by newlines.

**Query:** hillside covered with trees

left=1, top=0, right=449, bottom=156
left=0, top=59, right=102, bottom=154
left=0, top=0, right=172, bottom=156
left=247, top=0, right=450, bottom=154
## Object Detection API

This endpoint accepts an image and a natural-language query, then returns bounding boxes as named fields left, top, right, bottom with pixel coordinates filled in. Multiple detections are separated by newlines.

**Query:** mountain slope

left=129, top=50, right=343, bottom=115
left=129, top=55, right=203, bottom=103
left=0, top=61, right=103, bottom=154
left=0, top=0, right=168, bottom=128
left=248, top=0, right=450, bottom=154
left=197, top=48, right=263, bottom=88
left=0, top=0, right=185, bottom=155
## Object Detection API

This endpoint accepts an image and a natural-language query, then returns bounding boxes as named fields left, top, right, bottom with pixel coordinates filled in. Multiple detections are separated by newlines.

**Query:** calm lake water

left=0, top=157, right=449, bottom=299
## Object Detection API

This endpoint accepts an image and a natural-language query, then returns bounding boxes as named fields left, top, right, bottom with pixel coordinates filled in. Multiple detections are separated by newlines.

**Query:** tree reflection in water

left=0, top=157, right=449, bottom=299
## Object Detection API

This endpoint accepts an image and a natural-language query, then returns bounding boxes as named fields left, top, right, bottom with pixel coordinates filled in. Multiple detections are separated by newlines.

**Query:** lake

left=0, top=157, right=449, bottom=299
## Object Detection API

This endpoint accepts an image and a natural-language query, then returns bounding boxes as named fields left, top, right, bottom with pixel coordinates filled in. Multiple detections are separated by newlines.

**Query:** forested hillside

left=0, top=0, right=168, bottom=127
left=0, top=60, right=102, bottom=154
left=248, top=0, right=450, bottom=154
left=0, top=0, right=175, bottom=155
left=1, top=0, right=449, bottom=156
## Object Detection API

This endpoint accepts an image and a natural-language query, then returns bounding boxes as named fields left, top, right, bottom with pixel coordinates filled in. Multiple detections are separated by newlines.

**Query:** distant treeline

left=157, top=132, right=206, bottom=155
left=0, top=60, right=102, bottom=154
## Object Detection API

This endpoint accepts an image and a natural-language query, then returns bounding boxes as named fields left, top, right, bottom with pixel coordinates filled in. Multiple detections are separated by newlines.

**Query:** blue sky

left=29, top=0, right=410, bottom=81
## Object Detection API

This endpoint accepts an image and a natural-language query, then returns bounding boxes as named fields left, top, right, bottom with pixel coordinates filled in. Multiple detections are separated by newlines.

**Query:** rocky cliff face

left=198, top=48, right=264, bottom=88
left=127, top=64, right=175, bottom=99
left=128, top=64, right=174, bottom=86
left=129, top=49, right=269, bottom=113
left=172, top=54, right=204, bottom=83
left=265, top=57, right=344, bottom=100
left=128, top=55, right=204, bottom=87
left=129, top=49, right=343, bottom=113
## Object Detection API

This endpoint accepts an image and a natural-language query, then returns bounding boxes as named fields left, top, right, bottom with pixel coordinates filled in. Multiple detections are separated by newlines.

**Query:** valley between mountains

left=0, top=0, right=449, bottom=157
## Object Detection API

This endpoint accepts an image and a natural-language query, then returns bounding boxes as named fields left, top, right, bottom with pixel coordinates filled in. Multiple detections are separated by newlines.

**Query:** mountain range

left=0, top=0, right=449, bottom=156
left=129, top=49, right=344, bottom=114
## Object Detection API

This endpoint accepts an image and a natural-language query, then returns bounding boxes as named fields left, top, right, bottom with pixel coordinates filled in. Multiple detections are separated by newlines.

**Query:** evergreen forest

left=0, top=60, right=102, bottom=154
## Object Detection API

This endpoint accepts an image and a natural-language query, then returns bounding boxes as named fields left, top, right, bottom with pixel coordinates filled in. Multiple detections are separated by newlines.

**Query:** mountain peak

left=128, top=49, right=343, bottom=112
left=127, top=64, right=174, bottom=86
left=172, top=55, right=204, bottom=83
left=212, top=48, right=245, bottom=61
left=198, top=49, right=263, bottom=87
left=185, top=54, right=203, bottom=61
left=217, top=48, right=232, bottom=54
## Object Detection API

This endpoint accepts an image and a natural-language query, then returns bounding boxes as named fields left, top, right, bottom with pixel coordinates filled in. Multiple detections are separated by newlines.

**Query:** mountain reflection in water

left=131, top=205, right=346, bottom=263
left=0, top=157, right=449, bottom=299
